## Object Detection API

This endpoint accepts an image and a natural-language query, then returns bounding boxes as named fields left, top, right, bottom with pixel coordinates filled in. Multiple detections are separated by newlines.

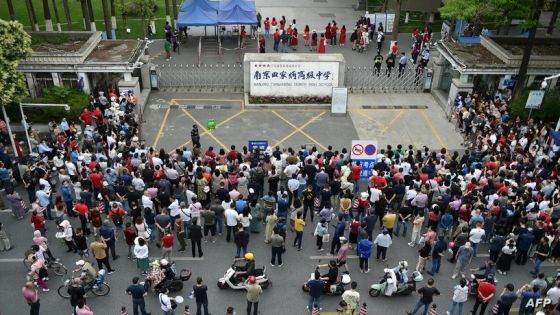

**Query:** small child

left=184, top=305, right=190, bottom=315
left=428, top=304, right=437, bottom=315
left=121, top=306, right=128, bottom=315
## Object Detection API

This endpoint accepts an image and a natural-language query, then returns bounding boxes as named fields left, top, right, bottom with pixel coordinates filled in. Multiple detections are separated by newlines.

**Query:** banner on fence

left=250, top=62, right=339, bottom=97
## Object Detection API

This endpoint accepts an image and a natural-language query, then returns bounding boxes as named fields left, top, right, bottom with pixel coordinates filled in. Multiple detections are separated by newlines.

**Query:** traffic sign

left=351, top=140, right=378, bottom=160
left=526, top=90, right=545, bottom=109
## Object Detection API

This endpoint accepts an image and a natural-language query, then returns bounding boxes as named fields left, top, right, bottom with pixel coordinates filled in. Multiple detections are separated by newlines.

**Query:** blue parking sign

left=248, top=140, right=268, bottom=158
left=358, top=159, right=376, bottom=179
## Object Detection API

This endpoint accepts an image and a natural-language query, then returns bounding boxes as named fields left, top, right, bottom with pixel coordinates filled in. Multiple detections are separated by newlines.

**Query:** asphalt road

left=0, top=200, right=558, bottom=315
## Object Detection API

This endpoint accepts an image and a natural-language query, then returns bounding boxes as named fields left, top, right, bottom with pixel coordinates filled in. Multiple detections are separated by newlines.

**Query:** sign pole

left=528, top=108, right=533, bottom=121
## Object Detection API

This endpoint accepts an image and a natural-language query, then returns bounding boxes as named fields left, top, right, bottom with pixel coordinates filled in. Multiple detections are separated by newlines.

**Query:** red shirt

left=79, top=111, right=92, bottom=125
left=391, top=44, right=399, bottom=54
left=123, top=227, right=137, bottom=246
left=162, top=234, right=174, bottom=248
left=75, top=203, right=89, bottom=216
left=273, top=31, right=280, bottom=41
left=90, top=173, right=103, bottom=189
left=478, top=281, right=496, bottom=299
left=264, top=20, right=270, bottom=29
left=372, top=175, right=387, bottom=188
left=31, top=215, right=45, bottom=230
left=351, top=165, right=361, bottom=181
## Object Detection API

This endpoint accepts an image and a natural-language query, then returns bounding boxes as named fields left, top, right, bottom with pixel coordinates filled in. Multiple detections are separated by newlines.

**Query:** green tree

left=121, top=0, right=156, bottom=38
left=6, top=0, right=15, bottom=21
left=0, top=20, right=32, bottom=107
left=62, top=0, right=72, bottom=31
left=102, top=0, right=113, bottom=39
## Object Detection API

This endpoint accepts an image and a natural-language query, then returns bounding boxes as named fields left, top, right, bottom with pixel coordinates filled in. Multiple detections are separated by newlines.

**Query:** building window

left=61, top=73, right=79, bottom=89
left=34, top=73, right=54, bottom=97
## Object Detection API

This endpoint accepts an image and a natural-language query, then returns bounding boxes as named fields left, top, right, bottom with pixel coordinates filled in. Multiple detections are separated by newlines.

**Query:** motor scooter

left=301, top=268, right=352, bottom=296
left=369, top=269, right=423, bottom=297
left=217, top=260, right=270, bottom=290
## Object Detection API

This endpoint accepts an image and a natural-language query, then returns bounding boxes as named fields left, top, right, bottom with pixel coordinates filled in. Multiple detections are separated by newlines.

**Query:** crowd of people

left=0, top=78, right=558, bottom=315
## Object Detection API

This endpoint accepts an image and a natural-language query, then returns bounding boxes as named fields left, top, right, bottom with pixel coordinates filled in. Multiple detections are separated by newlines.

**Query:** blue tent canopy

left=176, top=6, right=218, bottom=27
left=218, top=0, right=256, bottom=12
left=218, top=5, right=257, bottom=25
left=179, top=0, right=219, bottom=13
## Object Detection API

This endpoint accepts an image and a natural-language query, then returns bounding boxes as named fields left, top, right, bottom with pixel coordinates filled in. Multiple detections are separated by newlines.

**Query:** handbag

left=144, top=224, right=152, bottom=238
left=322, top=233, right=330, bottom=243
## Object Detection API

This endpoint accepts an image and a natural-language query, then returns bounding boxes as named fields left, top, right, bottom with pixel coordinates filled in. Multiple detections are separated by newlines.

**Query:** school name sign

left=244, top=54, right=346, bottom=98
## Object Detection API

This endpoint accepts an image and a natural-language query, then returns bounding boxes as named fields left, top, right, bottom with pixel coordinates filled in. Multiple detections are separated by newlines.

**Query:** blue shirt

left=235, top=200, right=248, bottom=214
left=358, top=239, right=373, bottom=258
left=62, top=186, right=73, bottom=202
left=334, top=221, right=345, bottom=238
left=126, top=284, right=146, bottom=300
left=36, top=190, right=50, bottom=207
left=307, top=279, right=325, bottom=298
left=99, top=225, right=115, bottom=243
left=440, top=214, right=453, bottom=229
left=277, top=199, right=288, bottom=218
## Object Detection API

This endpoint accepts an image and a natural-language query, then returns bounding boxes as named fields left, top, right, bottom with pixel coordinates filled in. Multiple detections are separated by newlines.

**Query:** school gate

left=155, top=62, right=430, bottom=93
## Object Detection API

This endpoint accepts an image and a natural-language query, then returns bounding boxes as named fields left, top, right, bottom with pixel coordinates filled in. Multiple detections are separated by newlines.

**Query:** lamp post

left=539, top=73, right=560, bottom=131
left=19, top=103, right=70, bottom=153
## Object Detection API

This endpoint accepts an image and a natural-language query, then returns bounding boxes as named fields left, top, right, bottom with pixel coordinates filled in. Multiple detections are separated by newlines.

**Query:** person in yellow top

left=382, top=209, right=397, bottom=238
left=292, top=211, right=306, bottom=251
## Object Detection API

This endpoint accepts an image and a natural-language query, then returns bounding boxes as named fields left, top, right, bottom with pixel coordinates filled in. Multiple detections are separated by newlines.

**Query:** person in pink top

left=336, top=237, right=350, bottom=272
left=28, top=255, right=49, bottom=291
left=75, top=299, right=94, bottom=315
left=22, top=281, right=40, bottom=315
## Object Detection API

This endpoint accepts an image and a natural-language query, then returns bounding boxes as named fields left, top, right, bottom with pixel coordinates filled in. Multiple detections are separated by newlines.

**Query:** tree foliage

left=0, top=19, right=32, bottom=107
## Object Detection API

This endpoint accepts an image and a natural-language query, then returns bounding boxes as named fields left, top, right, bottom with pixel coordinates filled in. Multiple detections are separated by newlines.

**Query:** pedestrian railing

left=156, top=63, right=244, bottom=92
left=345, top=66, right=428, bottom=93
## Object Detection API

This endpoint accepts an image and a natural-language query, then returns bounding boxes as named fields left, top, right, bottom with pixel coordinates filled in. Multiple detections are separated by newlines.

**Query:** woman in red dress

left=303, top=25, right=310, bottom=47
left=291, top=28, right=298, bottom=50
left=311, top=30, right=318, bottom=51
left=325, top=23, right=331, bottom=42
left=318, top=33, right=326, bottom=53
left=339, top=25, right=346, bottom=46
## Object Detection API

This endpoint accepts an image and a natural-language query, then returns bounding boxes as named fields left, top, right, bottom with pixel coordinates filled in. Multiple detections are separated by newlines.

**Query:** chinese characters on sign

left=248, top=140, right=269, bottom=159
left=351, top=140, right=378, bottom=179
left=250, top=62, right=339, bottom=97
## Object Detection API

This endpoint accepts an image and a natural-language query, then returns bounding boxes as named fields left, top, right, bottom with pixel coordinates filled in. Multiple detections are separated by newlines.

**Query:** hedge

left=510, top=84, right=560, bottom=121
left=4, top=86, right=89, bottom=124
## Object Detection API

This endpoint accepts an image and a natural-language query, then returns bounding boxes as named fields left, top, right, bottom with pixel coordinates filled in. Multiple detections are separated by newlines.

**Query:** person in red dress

left=303, top=25, right=310, bottom=46
left=339, top=25, right=346, bottom=46
left=291, top=28, right=298, bottom=50
left=325, top=23, right=331, bottom=42
left=330, top=21, right=338, bottom=45
left=311, top=30, right=318, bottom=51
left=318, top=33, right=326, bottom=53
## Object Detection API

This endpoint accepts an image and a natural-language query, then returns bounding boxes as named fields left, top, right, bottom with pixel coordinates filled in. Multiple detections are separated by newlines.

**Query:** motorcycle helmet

left=160, top=259, right=169, bottom=266
left=248, top=276, right=256, bottom=284
left=76, top=260, right=85, bottom=266
left=245, top=253, right=254, bottom=261
left=399, top=261, right=408, bottom=269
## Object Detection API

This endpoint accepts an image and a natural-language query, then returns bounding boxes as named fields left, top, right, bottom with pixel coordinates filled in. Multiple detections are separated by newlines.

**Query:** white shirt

left=469, top=228, right=486, bottom=244
left=159, top=293, right=173, bottom=311
left=400, top=162, right=411, bottom=175
left=132, top=177, right=145, bottom=191
left=141, top=195, right=153, bottom=209
left=39, top=178, right=51, bottom=192
left=133, top=244, right=149, bottom=259
left=179, top=207, right=192, bottom=222
left=65, top=161, right=77, bottom=176
left=369, top=187, right=381, bottom=203
left=547, top=286, right=560, bottom=304
left=284, top=164, right=300, bottom=177
left=225, top=208, right=239, bottom=226
left=168, top=199, right=180, bottom=217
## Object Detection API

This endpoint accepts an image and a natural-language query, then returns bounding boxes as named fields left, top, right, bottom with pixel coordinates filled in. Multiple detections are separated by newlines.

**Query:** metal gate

left=156, top=63, right=244, bottom=92
left=345, top=66, right=429, bottom=93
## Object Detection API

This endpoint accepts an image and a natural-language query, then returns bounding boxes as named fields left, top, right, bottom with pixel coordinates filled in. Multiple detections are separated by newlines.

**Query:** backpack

left=381, top=34, right=385, bottom=42
left=111, top=209, right=123, bottom=226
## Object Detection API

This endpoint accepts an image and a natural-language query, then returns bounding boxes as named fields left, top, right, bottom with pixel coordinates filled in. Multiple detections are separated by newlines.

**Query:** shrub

left=510, top=84, right=560, bottom=121
left=5, top=86, right=89, bottom=123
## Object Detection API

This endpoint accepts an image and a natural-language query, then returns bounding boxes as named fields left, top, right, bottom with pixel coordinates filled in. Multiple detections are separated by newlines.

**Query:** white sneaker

left=452, top=274, right=457, bottom=279
left=446, top=312, right=450, bottom=315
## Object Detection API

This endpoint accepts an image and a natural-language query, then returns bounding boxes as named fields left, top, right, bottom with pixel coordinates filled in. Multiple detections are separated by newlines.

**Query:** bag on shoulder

left=322, top=233, right=330, bottom=243
left=38, top=266, right=48, bottom=278
left=111, top=210, right=123, bottom=226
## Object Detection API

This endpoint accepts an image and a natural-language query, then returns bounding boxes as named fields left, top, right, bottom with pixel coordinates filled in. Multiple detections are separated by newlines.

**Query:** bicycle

left=23, top=248, right=67, bottom=276
left=57, top=270, right=110, bottom=298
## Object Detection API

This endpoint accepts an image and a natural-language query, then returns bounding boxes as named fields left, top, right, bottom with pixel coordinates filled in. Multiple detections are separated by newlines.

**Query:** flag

left=360, top=303, right=368, bottom=315
left=312, top=306, right=321, bottom=315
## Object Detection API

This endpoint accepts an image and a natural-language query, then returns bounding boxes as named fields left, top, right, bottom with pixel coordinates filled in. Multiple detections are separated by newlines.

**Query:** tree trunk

left=110, top=0, right=117, bottom=30
left=165, top=0, right=171, bottom=23
left=62, top=0, right=72, bottom=30
left=120, top=0, right=128, bottom=35
left=172, top=0, right=178, bottom=28
left=513, top=0, right=544, bottom=100
left=26, top=0, right=39, bottom=31
left=141, top=16, right=147, bottom=38
left=102, top=0, right=113, bottom=39
left=7, top=0, right=16, bottom=21
left=548, top=0, right=560, bottom=34
left=81, top=0, right=90, bottom=30
left=392, top=0, right=402, bottom=41
left=42, top=0, right=53, bottom=31
left=86, top=0, right=96, bottom=31
left=382, top=0, right=388, bottom=11
left=51, top=0, right=62, bottom=31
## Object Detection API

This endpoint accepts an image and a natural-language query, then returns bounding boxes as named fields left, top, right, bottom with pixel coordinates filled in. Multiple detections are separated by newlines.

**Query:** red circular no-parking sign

left=352, top=144, right=364, bottom=156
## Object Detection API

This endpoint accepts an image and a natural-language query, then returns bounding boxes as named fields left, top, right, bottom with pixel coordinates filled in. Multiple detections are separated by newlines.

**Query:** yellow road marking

left=420, top=109, right=446, bottom=148
left=272, top=111, right=327, bottom=150
left=173, top=109, right=247, bottom=151
left=354, top=110, right=387, bottom=128
left=180, top=106, right=230, bottom=152
left=380, top=110, right=404, bottom=135
left=152, top=107, right=171, bottom=149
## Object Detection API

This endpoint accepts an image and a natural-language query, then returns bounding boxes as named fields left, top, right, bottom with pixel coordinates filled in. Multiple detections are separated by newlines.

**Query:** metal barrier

left=156, top=63, right=244, bottom=92
left=344, top=65, right=428, bottom=93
